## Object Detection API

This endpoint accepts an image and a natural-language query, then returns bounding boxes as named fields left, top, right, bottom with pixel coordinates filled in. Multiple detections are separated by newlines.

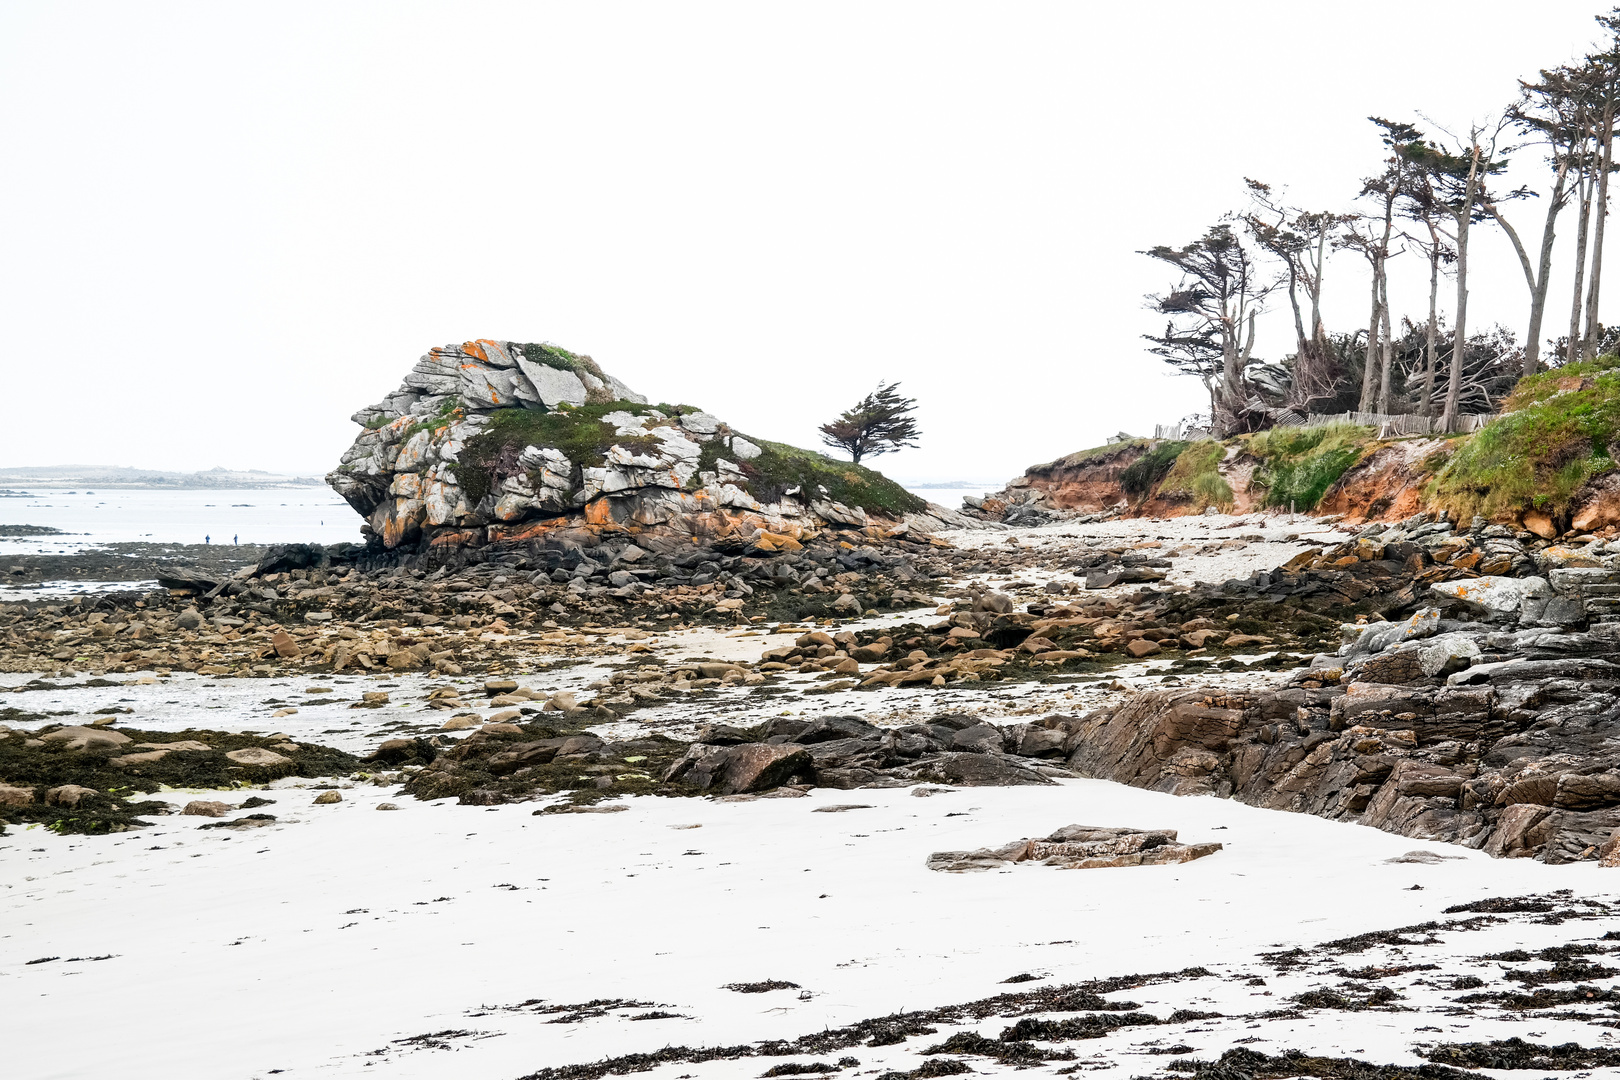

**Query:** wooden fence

left=1304, top=411, right=1497, bottom=436
left=1152, top=423, right=1213, bottom=441
left=1145, top=411, right=1497, bottom=442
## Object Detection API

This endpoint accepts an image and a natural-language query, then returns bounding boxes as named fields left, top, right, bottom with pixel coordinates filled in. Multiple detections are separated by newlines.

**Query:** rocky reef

left=328, top=339, right=970, bottom=555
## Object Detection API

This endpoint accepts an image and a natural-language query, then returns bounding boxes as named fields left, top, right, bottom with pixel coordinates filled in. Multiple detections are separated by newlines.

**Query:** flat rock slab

left=928, top=824, right=1222, bottom=872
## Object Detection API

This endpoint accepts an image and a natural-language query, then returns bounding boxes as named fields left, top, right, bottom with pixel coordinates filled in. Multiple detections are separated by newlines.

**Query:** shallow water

left=0, top=487, right=364, bottom=553
left=907, top=484, right=994, bottom=510
left=0, top=578, right=160, bottom=602
left=0, top=484, right=981, bottom=556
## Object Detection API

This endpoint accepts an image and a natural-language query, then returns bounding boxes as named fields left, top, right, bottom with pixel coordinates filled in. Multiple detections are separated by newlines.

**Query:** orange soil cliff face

left=991, top=437, right=1443, bottom=525
left=1002, top=443, right=1264, bottom=520
left=1314, top=438, right=1448, bottom=525
left=1004, top=444, right=1143, bottom=513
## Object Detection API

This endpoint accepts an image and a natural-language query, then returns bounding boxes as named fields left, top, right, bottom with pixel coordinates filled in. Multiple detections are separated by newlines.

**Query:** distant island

left=0, top=465, right=324, bottom=489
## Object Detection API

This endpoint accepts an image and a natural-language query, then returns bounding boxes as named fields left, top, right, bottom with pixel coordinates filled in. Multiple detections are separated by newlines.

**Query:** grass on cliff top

left=1034, top=438, right=1150, bottom=473
left=1121, top=440, right=1189, bottom=499
left=1430, top=356, right=1620, bottom=520
left=737, top=441, right=925, bottom=515
left=1160, top=440, right=1233, bottom=509
left=1245, top=422, right=1375, bottom=511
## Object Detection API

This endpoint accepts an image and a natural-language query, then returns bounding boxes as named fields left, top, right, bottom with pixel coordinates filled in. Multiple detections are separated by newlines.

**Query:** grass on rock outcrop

left=515, top=341, right=608, bottom=381
left=1431, top=355, right=1620, bottom=521
left=458, top=401, right=666, bottom=503
left=737, top=441, right=924, bottom=516
left=458, top=401, right=923, bottom=517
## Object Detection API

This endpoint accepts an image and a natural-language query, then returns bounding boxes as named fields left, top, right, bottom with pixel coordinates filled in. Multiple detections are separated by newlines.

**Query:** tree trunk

left=1214, top=328, right=1244, bottom=436
left=1285, top=264, right=1306, bottom=358
left=1423, top=239, right=1440, bottom=418
left=1309, top=221, right=1329, bottom=342
left=1358, top=262, right=1381, bottom=414
left=1487, top=168, right=1567, bottom=379
left=1525, top=173, right=1564, bottom=377
left=1444, top=146, right=1481, bottom=432
left=1585, top=92, right=1614, bottom=359
left=1569, top=174, right=1593, bottom=365
left=1377, top=271, right=1395, bottom=414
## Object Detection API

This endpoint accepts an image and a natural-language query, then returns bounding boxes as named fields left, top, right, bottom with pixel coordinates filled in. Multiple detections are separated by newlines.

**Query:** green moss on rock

left=458, top=401, right=663, bottom=505
left=455, top=395, right=923, bottom=519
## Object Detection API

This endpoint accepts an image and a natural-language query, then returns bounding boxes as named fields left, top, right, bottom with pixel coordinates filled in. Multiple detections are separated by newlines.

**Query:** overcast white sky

left=0, top=2, right=1612, bottom=485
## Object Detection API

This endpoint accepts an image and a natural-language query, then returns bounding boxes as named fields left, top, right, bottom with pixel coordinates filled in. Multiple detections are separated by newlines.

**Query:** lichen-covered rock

left=328, top=338, right=968, bottom=552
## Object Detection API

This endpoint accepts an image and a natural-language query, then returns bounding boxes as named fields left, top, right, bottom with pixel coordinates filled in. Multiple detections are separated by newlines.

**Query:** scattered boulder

left=44, top=785, right=97, bottom=808
left=41, top=726, right=132, bottom=751
left=663, top=742, right=812, bottom=795
left=182, top=800, right=232, bottom=817
left=225, top=748, right=292, bottom=767
left=1430, top=576, right=1553, bottom=622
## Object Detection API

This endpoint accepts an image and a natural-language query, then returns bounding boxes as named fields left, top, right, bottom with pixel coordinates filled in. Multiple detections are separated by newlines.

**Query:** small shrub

left=1191, top=470, right=1234, bottom=510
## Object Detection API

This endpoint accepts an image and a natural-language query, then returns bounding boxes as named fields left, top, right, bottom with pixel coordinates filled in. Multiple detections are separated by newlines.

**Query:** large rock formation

left=329, top=340, right=970, bottom=552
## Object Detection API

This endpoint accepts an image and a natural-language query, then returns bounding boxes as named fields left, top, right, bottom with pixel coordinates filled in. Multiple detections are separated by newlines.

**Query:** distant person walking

left=233, top=534, right=238, bottom=545
left=204, top=534, right=210, bottom=545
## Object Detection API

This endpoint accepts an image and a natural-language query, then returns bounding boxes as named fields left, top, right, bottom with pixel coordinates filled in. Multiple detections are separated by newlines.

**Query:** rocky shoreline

left=5, top=504, right=1620, bottom=868
left=11, top=339, right=1620, bottom=865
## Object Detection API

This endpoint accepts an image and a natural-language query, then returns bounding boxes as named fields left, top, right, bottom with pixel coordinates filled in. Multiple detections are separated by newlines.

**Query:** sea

left=903, top=486, right=992, bottom=512
left=0, top=487, right=364, bottom=555
left=0, top=482, right=993, bottom=561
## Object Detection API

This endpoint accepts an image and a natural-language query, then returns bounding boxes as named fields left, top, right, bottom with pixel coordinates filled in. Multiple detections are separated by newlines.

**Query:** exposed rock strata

left=927, top=824, right=1222, bottom=872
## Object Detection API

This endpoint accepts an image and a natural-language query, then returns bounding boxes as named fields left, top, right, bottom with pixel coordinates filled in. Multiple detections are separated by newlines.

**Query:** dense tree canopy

left=1141, top=8, right=1620, bottom=434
